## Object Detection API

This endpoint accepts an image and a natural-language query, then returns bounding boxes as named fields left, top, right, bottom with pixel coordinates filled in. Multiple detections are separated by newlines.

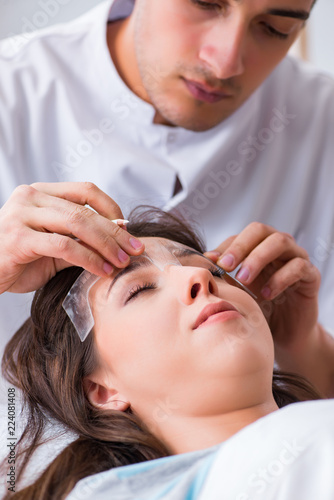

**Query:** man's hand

left=0, top=182, right=144, bottom=294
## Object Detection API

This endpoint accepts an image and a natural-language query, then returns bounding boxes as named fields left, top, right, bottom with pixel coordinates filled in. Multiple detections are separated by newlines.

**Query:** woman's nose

left=169, top=266, right=218, bottom=305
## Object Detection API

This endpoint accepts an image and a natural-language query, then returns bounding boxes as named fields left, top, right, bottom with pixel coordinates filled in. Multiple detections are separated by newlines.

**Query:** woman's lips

left=193, top=301, right=241, bottom=330
left=183, top=78, right=233, bottom=104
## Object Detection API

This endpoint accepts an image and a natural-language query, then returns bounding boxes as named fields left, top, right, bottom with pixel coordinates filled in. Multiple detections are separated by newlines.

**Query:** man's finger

left=204, top=235, right=237, bottom=262
left=28, top=204, right=144, bottom=268
left=26, top=230, right=118, bottom=277
left=232, top=232, right=310, bottom=285
left=30, top=181, right=124, bottom=220
left=216, top=223, right=281, bottom=270
left=261, top=258, right=320, bottom=300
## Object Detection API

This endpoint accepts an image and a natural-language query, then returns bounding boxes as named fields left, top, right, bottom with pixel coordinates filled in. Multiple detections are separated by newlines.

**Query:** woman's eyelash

left=126, top=282, right=157, bottom=302
left=209, top=266, right=225, bottom=278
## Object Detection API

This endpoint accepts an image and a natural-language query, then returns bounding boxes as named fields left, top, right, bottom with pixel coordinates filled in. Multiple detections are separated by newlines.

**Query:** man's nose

left=169, top=266, right=218, bottom=305
left=198, top=16, right=246, bottom=80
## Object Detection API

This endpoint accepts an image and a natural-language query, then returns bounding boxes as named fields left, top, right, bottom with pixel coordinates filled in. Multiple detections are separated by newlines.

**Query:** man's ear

left=83, top=378, right=130, bottom=412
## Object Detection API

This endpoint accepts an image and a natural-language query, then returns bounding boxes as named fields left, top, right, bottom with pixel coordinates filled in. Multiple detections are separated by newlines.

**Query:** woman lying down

left=1, top=205, right=334, bottom=499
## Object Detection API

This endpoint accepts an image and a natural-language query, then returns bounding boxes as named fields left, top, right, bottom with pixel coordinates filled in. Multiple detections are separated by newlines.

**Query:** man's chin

left=180, top=117, right=230, bottom=132
left=153, top=107, right=234, bottom=132
left=167, top=114, right=232, bottom=132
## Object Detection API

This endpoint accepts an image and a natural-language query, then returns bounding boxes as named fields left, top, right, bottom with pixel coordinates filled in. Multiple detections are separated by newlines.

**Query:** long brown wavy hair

left=1, top=207, right=321, bottom=499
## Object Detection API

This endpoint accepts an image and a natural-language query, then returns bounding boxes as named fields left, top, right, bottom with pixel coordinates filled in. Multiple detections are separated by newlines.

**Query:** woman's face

left=89, top=237, right=274, bottom=429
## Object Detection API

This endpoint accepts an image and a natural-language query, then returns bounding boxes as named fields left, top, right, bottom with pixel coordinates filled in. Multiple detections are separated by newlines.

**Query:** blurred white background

left=0, top=0, right=333, bottom=77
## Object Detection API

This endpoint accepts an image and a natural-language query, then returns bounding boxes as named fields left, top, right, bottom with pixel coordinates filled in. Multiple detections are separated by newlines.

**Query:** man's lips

left=183, top=78, right=233, bottom=104
left=193, top=301, right=240, bottom=330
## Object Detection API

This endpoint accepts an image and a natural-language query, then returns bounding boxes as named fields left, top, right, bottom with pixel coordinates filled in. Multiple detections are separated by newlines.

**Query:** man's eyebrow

left=107, top=258, right=153, bottom=296
left=266, top=8, right=310, bottom=21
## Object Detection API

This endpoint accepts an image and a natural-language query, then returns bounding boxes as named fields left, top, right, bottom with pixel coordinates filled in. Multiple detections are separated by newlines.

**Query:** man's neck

left=106, top=18, right=174, bottom=126
left=107, top=18, right=149, bottom=103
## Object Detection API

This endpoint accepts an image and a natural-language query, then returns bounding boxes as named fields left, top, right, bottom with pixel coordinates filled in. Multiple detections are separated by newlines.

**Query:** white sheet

left=2, top=398, right=334, bottom=498
left=64, top=399, right=334, bottom=500
left=199, top=399, right=334, bottom=500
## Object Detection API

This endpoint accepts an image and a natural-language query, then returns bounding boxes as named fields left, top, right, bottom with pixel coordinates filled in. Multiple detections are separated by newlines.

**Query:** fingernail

left=111, top=219, right=130, bottom=225
left=118, top=249, right=129, bottom=263
left=130, top=238, right=143, bottom=250
left=218, top=254, right=234, bottom=268
left=261, top=286, right=271, bottom=299
left=103, top=262, right=113, bottom=275
left=111, top=220, right=129, bottom=232
left=236, top=267, right=250, bottom=283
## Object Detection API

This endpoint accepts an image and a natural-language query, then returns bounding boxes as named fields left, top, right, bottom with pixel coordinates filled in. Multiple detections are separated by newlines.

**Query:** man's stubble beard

left=134, top=46, right=230, bottom=130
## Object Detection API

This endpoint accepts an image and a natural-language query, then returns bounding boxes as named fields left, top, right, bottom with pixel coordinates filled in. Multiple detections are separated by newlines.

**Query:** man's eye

left=190, top=0, right=221, bottom=11
left=125, top=282, right=157, bottom=303
left=261, top=23, right=289, bottom=40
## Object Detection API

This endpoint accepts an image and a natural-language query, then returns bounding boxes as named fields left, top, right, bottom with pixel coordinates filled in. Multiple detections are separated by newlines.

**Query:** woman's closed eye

left=125, top=282, right=157, bottom=303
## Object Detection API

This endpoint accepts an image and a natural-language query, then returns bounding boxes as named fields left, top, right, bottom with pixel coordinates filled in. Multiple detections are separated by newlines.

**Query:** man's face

left=131, top=0, right=313, bottom=131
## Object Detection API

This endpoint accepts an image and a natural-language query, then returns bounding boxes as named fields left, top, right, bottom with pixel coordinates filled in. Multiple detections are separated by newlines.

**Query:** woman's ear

left=83, top=378, right=130, bottom=412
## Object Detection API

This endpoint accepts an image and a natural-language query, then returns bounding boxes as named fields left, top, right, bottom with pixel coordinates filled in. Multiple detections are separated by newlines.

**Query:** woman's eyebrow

left=107, top=258, right=153, bottom=296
